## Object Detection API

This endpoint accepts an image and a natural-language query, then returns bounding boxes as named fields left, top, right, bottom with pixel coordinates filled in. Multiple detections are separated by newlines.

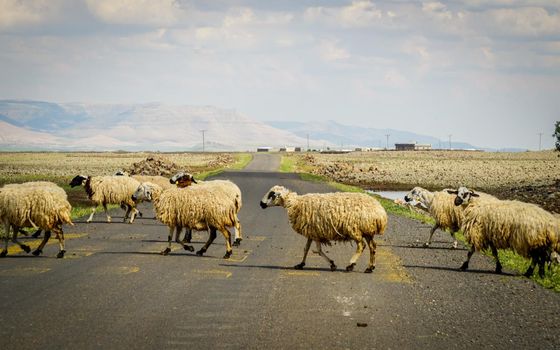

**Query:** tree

left=554, top=121, right=560, bottom=152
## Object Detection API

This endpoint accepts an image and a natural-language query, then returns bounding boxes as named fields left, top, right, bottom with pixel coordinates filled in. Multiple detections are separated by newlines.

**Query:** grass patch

left=230, top=153, right=253, bottom=170
left=279, top=156, right=296, bottom=172
left=295, top=171, right=560, bottom=292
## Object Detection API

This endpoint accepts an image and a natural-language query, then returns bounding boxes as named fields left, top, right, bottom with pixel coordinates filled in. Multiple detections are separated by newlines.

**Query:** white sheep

left=70, top=175, right=141, bottom=224
left=0, top=183, right=73, bottom=258
left=170, top=172, right=243, bottom=246
left=115, top=171, right=174, bottom=191
left=449, top=186, right=560, bottom=278
left=132, top=182, right=238, bottom=258
left=260, top=185, right=387, bottom=273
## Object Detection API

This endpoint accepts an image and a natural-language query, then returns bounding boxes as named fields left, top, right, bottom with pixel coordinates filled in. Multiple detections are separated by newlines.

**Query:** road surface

left=1, top=153, right=559, bottom=349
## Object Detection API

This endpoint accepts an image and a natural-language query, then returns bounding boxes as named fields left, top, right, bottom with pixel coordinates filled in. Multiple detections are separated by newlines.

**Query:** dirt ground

left=292, top=150, right=560, bottom=213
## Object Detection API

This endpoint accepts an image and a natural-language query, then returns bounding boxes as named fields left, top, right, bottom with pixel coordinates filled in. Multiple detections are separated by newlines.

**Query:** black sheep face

left=69, top=175, right=87, bottom=187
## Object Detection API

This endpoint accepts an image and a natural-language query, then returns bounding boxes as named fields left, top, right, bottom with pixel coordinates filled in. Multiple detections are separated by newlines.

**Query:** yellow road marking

left=5, top=233, right=88, bottom=255
left=90, top=266, right=140, bottom=275
left=375, top=247, right=412, bottom=283
left=0, top=267, right=51, bottom=276
left=245, top=236, right=266, bottom=241
left=194, top=269, right=232, bottom=278
left=284, top=271, right=320, bottom=277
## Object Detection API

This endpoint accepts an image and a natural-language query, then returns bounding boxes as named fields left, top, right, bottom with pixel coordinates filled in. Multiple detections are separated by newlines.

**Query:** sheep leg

left=196, top=228, right=217, bottom=257
left=460, top=245, right=476, bottom=271
left=364, top=236, right=377, bottom=273
left=32, top=230, right=51, bottom=256
left=175, top=226, right=194, bottom=252
left=1, top=221, right=11, bottom=257
left=161, top=226, right=174, bottom=255
left=424, top=224, right=440, bottom=247
left=54, top=228, right=65, bottom=258
left=31, top=229, right=42, bottom=238
left=315, top=241, right=337, bottom=271
left=181, top=228, right=193, bottom=243
left=232, top=216, right=242, bottom=247
left=103, top=203, right=111, bottom=223
left=10, top=226, right=31, bottom=254
left=86, top=206, right=97, bottom=223
left=450, top=231, right=458, bottom=249
left=123, top=204, right=131, bottom=223
left=218, top=227, right=233, bottom=259
left=346, top=239, right=366, bottom=272
left=128, top=206, right=138, bottom=224
left=295, top=238, right=312, bottom=269
left=490, top=246, right=502, bottom=274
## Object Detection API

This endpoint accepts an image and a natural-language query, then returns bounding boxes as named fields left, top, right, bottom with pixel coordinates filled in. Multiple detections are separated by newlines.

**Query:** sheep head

left=260, top=185, right=291, bottom=209
left=132, top=182, right=157, bottom=202
left=170, top=172, right=197, bottom=188
left=69, top=175, right=88, bottom=187
left=447, top=186, right=479, bottom=206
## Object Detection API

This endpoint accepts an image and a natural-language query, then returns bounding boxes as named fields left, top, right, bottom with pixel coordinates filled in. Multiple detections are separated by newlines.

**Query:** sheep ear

left=446, top=190, right=458, bottom=194
left=471, top=193, right=480, bottom=197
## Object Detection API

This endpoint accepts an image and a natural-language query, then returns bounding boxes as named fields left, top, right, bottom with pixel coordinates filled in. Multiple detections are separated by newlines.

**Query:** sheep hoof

left=107, top=218, right=112, bottom=223
left=161, top=247, right=171, bottom=256
left=184, top=245, right=194, bottom=252
left=32, top=249, right=42, bottom=256
left=495, top=266, right=503, bottom=274
left=0, top=250, right=7, bottom=257
left=233, top=238, right=242, bottom=247
left=21, top=245, right=31, bottom=253
left=86, top=219, right=92, bottom=224
left=294, top=262, right=305, bottom=270
left=330, top=263, right=337, bottom=271
left=196, top=248, right=206, bottom=256
left=423, top=242, right=430, bottom=247
left=182, top=238, right=191, bottom=244
left=523, top=268, right=534, bottom=277
left=223, top=251, right=232, bottom=259
left=345, top=263, right=355, bottom=272
left=364, top=266, right=375, bottom=273
left=452, top=242, right=458, bottom=249
left=31, top=232, right=41, bottom=238
left=138, top=211, right=143, bottom=218
left=56, top=250, right=66, bottom=259
left=459, top=262, right=469, bottom=271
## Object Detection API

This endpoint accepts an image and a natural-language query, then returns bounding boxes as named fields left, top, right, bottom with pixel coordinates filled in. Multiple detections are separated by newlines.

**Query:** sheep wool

left=453, top=186, right=559, bottom=277
left=70, top=175, right=141, bottom=223
left=260, top=185, right=387, bottom=273
left=0, top=183, right=72, bottom=258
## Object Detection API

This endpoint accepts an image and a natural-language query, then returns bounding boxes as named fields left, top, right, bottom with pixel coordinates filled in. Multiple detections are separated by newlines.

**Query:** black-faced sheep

left=260, top=185, right=387, bottom=273
left=132, top=182, right=238, bottom=258
left=69, top=175, right=141, bottom=223
left=449, top=186, right=560, bottom=278
left=0, top=183, right=73, bottom=258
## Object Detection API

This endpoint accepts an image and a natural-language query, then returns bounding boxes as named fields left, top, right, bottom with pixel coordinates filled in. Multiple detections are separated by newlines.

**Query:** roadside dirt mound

left=207, top=154, right=234, bottom=168
left=127, top=156, right=182, bottom=176
left=493, top=180, right=560, bottom=214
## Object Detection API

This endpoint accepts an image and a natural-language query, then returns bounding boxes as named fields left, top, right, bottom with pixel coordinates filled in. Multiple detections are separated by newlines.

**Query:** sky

left=0, top=0, right=559, bottom=150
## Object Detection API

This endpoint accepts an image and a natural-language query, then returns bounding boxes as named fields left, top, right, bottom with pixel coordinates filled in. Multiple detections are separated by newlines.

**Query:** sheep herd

left=0, top=172, right=559, bottom=279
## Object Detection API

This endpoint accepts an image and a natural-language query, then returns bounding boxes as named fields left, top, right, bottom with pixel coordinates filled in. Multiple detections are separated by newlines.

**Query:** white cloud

left=85, top=0, right=182, bottom=26
left=305, top=0, right=383, bottom=28
left=0, top=0, right=65, bottom=28
left=319, top=40, right=350, bottom=61
left=482, top=7, right=560, bottom=37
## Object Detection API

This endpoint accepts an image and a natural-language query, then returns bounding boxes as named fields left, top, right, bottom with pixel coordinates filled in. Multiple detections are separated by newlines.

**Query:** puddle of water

left=366, top=190, right=408, bottom=201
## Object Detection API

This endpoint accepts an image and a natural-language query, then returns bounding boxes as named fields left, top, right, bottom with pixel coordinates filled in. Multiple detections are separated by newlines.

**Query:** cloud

left=85, top=0, right=182, bottom=26
left=319, top=40, right=350, bottom=61
left=481, top=7, right=560, bottom=37
left=304, top=0, right=383, bottom=28
left=0, top=0, right=65, bottom=29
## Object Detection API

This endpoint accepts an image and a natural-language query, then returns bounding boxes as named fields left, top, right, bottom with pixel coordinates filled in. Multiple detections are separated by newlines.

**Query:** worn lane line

left=5, top=233, right=88, bottom=255
left=193, top=269, right=232, bottom=278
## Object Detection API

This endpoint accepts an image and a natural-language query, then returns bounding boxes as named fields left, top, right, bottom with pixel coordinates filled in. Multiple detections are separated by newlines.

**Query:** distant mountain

left=266, top=120, right=482, bottom=150
left=0, top=100, right=332, bottom=151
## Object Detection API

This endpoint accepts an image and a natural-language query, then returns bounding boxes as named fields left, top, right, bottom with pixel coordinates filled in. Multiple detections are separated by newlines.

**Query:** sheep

left=132, top=182, right=238, bottom=258
left=115, top=171, right=174, bottom=191
left=449, top=186, right=560, bottom=278
left=260, top=185, right=387, bottom=273
left=170, top=172, right=243, bottom=246
left=3, top=181, right=67, bottom=238
left=69, top=175, right=141, bottom=224
left=0, top=183, right=73, bottom=258
left=404, top=187, right=497, bottom=249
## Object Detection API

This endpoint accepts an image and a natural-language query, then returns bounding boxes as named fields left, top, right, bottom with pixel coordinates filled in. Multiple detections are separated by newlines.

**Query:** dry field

left=290, top=150, right=560, bottom=213
left=0, top=152, right=243, bottom=208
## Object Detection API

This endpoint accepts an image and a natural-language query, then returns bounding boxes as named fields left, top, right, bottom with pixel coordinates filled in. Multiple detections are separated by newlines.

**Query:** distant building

left=395, top=143, right=432, bottom=151
left=257, top=147, right=272, bottom=152
left=279, top=147, right=296, bottom=152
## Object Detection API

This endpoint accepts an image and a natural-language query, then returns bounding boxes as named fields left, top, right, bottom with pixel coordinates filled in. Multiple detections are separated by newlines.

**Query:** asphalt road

left=1, top=153, right=559, bottom=349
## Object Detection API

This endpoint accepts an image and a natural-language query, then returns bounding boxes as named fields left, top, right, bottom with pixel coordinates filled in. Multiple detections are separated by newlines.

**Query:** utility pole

left=306, top=133, right=310, bottom=151
left=448, top=134, right=452, bottom=150
left=200, top=130, right=207, bottom=152
left=385, top=134, right=390, bottom=150
left=538, top=132, right=543, bottom=151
